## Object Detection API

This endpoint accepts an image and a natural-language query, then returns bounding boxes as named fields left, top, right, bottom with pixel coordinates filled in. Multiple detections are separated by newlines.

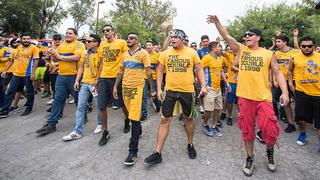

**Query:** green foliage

left=0, top=0, right=67, bottom=37
left=68, top=0, right=95, bottom=31
left=227, top=2, right=320, bottom=47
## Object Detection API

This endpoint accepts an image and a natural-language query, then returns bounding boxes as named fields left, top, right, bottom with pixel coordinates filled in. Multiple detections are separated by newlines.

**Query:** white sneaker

left=62, top=131, right=82, bottom=141
left=94, top=125, right=103, bottom=134
left=47, top=99, right=54, bottom=105
left=68, top=99, right=75, bottom=104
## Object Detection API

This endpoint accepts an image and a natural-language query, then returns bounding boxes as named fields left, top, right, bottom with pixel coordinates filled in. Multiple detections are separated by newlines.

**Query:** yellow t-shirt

left=98, top=39, right=128, bottom=78
left=121, top=48, right=150, bottom=87
left=144, top=51, right=159, bottom=80
left=292, top=52, right=320, bottom=96
left=14, top=44, right=40, bottom=77
left=0, top=46, right=10, bottom=72
left=159, top=46, right=201, bottom=92
left=202, top=54, right=223, bottom=90
left=237, top=46, right=273, bottom=102
left=275, top=48, right=300, bottom=80
left=57, top=40, right=85, bottom=75
left=7, top=48, right=17, bottom=73
left=81, top=51, right=101, bottom=84
left=224, top=53, right=237, bottom=83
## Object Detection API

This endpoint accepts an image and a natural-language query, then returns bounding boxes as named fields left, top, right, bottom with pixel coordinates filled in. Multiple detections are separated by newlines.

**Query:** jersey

left=159, top=46, right=201, bottom=92
left=81, top=50, right=101, bottom=84
left=202, top=54, right=224, bottom=90
left=121, top=48, right=150, bottom=87
left=14, top=44, right=40, bottom=77
left=224, top=53, right=237, bottom=83
left=144, top=51, right=159, bottom=80
left=237, top=46, right=273, bottom=102
left=98, top=39, right=128, bottom=78
left=56, top=40, right=85, bottom=75
left=275, top=48, right=300, bottom=80
left=0, top=46, right=11, bottom=72
left=292, top=52, right=320, bottom=96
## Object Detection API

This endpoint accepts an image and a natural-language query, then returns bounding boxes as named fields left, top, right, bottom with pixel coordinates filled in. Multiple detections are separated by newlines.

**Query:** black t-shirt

left=37, top=51, right=46, bottom=67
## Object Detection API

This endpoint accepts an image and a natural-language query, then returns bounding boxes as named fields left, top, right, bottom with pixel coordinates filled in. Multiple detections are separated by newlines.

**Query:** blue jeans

left=74, top=83, right=102, bottom=134
left=48, top=75, right=78, bottom=126
left=141, top=79, right=157, bottom=118
left=0, top=75, right=34, bottom=112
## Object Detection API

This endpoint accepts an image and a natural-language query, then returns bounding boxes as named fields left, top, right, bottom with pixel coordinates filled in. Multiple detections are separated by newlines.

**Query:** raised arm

left=293, top=28, right=300, bottom=50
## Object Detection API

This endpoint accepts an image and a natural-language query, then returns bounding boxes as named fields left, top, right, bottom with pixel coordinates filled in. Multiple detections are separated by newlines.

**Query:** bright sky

left=58, top=0, right=300, bottom=43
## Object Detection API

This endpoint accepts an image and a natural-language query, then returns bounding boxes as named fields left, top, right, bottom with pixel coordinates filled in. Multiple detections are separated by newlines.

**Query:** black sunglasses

left=102, top=29, right=112, bottom=33
left=86, top=40, right=97, bottom=43
left=301, top=45, right=313, bottom=48
left=243, top=32, right=256, bottom=37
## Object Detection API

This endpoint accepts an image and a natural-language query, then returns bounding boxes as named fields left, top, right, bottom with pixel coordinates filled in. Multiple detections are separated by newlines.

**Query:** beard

left=22, top=42, right=30, bottom=47
left=302, top=50, right=313, bottom=56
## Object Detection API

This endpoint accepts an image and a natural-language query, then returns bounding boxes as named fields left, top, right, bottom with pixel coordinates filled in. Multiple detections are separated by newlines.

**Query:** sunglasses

left=53, top=39, right=61, bottom=41
left=102, top=29, right=112, bottom=33
left=301, top=45, right=313, bottom=48
left=128, top=36, right=137, bottom=40
left=243, top=32, right=256, bottom=37
left=86, top=40, right=97, bottom=43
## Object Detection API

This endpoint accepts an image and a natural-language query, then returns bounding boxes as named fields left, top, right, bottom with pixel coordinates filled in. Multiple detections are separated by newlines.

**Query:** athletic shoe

left=199, top=105, right=204, bottom=114
left=21, top=108, right=32, bottom=116
left=140, top=116, right=146, bottom=123
left=62, top=131, right=82, bottom=141
left=280, top=117, right=289, bottom=124
left=187, top=144, right=197, bottom=159
left=68, top=99, right=75, bottom=104
left=217, top=120, right=222, bottom=127
left=8, top=106, right=18, bottom=112
left=144, top=151, right=162, bottom=166
left=123, top=119, right=130, bottom=133
left=211, top=127, right=223, bottom=137
left=297, top=132, right=307, bottom=146
left=201, top=122, right=214, bottom=136
left=93, top=125, right=103, bottom=134
left=219, top=112, right=226, bottom=120
left=0, top=111, right=9, bottom=119
left=256, top=130, right=265, bottom=143
left=41, top=92, right=51, bottom=98
left=285, top=123, right=296, bottom=133
left=266, top=149, right=276, bottom=172
left=243, top=156, right=254, bottom=176
left=112, top=105, right=120, bottom=110
left=124, top=153, right=138, bottom=166
left=99, top=130, right=110, bottom=146
left=47, top=99, right=54, bottom=105
left=46, top=107, right=51, bottom=112
left=227, top=117, right=233, bottom=126
left=36, top=124, right=56, bottom=135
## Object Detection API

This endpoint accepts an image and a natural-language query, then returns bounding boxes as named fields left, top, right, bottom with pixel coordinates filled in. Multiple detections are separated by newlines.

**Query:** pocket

left=265, top=116, right=280, bottom=139
left=237, top=113, right=248, bottom=134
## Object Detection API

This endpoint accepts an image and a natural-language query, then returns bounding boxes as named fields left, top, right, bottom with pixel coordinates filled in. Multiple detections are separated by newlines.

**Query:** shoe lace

left=267, top=150, right=274, bottom=164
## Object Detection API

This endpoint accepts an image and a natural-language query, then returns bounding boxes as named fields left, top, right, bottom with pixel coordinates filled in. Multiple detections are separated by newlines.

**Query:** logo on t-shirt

left=102, top=46, right=120, bottom=62
left=240, top=52, right=264, bottom=72
left=167, top=55, right=191, bottom=72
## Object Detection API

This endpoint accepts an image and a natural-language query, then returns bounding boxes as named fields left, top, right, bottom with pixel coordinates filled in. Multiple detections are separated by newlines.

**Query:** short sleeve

left=193, top=50, right=201, bottom=65
left=122, top=41, right=129, bottom=53
left=74, top=42, right=86, bottom=56
left=158, top=51, right=167, bottom=65
left=143, top=51, right=151, bottom=67
left=32, top=46, right=40, bottom=59
left=201, top=55, right=210, bottom=68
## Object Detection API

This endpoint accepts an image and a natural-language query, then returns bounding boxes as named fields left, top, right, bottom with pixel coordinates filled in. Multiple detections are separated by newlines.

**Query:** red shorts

left=237, top=97, right=281, bottom=145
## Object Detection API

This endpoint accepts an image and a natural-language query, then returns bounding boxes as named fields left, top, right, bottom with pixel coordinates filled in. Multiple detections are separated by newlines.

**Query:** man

left=141, top=40, right=160, bottom=121
left=34, top=42, right=48, bottom=94
left=0, top=36, right=10, bottom=107
left=197, top=35, right=210, bottom=59
left=273, top=34, right=299, bottom=133
left=0, top=33, right=39, bottom=118
left=207, top=15, right=289, bottom=176
left=190, top=42, right=198, bottom=51
left=201, top=41, right=231, bottom=137
left=144, top=29, right=207, bottom=165
left=62, top=34, right=102, bottom=141
left=35, top=28, right=85, bottom=135
left=315, top=45, right=320, bottom=53
left=288, top=36, right=320, bottom=151
left=113, top=32, right=155, bottom=166
left=96, top=24, right=128, bottom=146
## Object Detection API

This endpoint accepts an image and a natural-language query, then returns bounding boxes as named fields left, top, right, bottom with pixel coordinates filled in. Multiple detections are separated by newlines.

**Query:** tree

left=226, top=2, right=320, bottom=47
left=68, top=0, right=95, bottom=31
left=0, top=0, right=66, bottom=37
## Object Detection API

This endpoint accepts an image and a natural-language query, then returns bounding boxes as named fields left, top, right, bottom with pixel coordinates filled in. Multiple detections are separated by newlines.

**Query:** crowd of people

left=0, top=15, right=319, bottom=176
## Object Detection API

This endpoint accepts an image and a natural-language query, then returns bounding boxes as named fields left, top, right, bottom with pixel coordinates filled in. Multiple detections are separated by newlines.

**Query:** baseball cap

left=244, top=28, right=265, bottom=42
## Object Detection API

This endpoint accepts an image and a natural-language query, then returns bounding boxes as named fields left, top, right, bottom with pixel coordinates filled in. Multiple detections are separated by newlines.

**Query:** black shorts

left=43, top=69, right=51, bottom=84
left=161, top=90, right=195, bottom=118
left=3, top=72, right=13, bottom=86
left=97, top=78, right=116, bottom=110
left=272, top=80, right=295, bottom=102
left=295, top=90, right=320, bottom=128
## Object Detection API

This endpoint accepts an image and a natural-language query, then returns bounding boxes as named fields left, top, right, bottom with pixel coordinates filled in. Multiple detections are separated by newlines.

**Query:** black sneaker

left=217, top=120, right=223, bottom=127
left=99, top=130, right=110, bottom=146
left=187, top=144, right=197, bottom=159
left=285, top=123, right=296, bottom=133
left=280, top=117, right=289, bottom=123
left=243, top=156, right=254, bottom=176
left=0, top=111, right=9, bottom=119
left=144, top=151, right=162, bottom=166
left=124, top=153, right=138, bottom=166
left=227, top=117, right=233, bottom=126
left=256, top=130, right=265, bottom=143
left=123, top=119, right=130, bottom=133
left=219, top=112, right=226, bottom=120
left=140, top=116, right=146, bottom=123
left=36, top=123, right=56, bottom=135
left=266, top=149, right=276, bottom=172
left=46, top=107, right=52, bottom=112
left=21, top=108, right=32, bottom=116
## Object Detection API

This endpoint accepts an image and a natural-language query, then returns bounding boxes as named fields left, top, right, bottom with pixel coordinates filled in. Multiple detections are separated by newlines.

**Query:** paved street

left=0, top=95, right=320, bottom=180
